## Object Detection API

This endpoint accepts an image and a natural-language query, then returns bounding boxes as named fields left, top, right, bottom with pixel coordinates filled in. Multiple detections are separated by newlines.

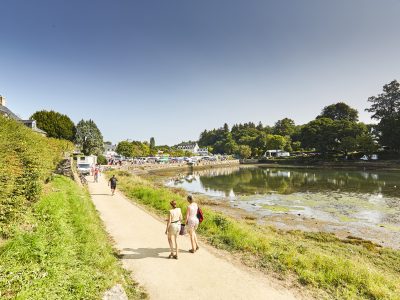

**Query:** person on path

left=94, top=167, right=99, bottom=183
left=108, top=175, right=118, bottom=196
left=165, top=200, right=182, bottom=259
left=185, top=195, right=199, bottom=253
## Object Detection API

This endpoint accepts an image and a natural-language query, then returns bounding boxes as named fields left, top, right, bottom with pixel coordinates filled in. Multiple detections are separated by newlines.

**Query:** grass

left=0, top=175, right=146, bottom=300
left=107, top=169, right=400, bottom=300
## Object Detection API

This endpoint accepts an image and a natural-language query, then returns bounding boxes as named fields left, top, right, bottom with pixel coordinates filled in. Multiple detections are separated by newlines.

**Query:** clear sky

left=1, top=0, right=399, bottom=145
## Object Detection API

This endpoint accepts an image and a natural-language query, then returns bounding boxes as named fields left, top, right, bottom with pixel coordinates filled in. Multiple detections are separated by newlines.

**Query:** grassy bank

left=0, top=116, right=73, bottom=238
left=0, top=175, right=146, bottom=299
left=107, top=170, right=400, bottom=300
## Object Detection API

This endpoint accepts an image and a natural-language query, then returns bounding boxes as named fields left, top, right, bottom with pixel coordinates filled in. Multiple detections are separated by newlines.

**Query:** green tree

left=356, top=134, right=379, bottom=155
left=273, top=118, right=296, bottom=136
left=366, top=80, right=400, bottom=119
left=291, top=141, right=302, bottom=151
left=300, top=118, right=367, bottom=154
left=266, top=134, right=290, bottom=151
left=75, top=119, right=104, bottom=155
left=150, top=137, right=155, bottom=148
left=236, top=145, right=252, bottom=158
left=149, top=137, right=156, bottom=155
left=366, top=80, right=400, bottom=151
left=97, top=154, right=108, bottom=165
left=30, top=110, right=75, bottom=141
left=116, top=141, right=133, bottom=157
left=131, top=141, right=150, bottom=157
left=300, top=118, right=337, bottom=154
left=338, top=136, right=357, bottom=156
left=223, top=123, right=229, bottom=133
left=318, top=102, right=359, bottom=122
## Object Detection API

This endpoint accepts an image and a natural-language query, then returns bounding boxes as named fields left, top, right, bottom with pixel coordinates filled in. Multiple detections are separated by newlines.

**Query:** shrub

left=97, top=154, right=108, bottom=165
left=0, top=116, right=73, bottom=237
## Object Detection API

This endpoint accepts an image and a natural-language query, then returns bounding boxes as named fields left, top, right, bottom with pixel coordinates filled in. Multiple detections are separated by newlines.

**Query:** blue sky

left=1, top=0, right=399, bottom=145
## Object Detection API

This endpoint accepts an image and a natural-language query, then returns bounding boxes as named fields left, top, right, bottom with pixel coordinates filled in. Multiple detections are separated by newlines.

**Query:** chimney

left=0, top=95, right=6, bottom=106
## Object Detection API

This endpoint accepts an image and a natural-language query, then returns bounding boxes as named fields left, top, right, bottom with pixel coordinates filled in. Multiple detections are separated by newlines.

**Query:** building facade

left=177, top=143, right=209, bottom=156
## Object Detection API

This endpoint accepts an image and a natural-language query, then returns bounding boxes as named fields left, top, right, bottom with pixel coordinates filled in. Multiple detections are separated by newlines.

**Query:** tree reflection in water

left=165, top=166, right=400, bottom=245
left=181, top=167, right=400, bottom=199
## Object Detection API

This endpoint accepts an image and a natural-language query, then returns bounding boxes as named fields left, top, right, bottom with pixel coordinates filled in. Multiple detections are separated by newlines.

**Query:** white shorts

left=168, top=223, right=180, bottom=236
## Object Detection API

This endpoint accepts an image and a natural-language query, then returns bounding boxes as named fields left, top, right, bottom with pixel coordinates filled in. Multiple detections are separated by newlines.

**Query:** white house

left=104, top=143, right=117, bottom=159
left=177, top=143, right=208, bottom=156
left=197, top=147, right=209, bottom=156
left=177, top=143, right=199, bottom=153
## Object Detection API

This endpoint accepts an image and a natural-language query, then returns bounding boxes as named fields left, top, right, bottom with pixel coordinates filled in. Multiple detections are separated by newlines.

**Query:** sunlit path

left=87, top=175, right=299, bottom=300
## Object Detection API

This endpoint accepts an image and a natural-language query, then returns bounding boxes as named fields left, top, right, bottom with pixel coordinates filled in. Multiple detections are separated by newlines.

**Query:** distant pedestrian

left=185, top=195, right=199, bottom=253
left=91, top=165, right=95, bottom=176
left=108, top=175, right=118, bottom=196
left=165, top=200, right=182, bottom=259
left=94, top=167, right=99, bottom=183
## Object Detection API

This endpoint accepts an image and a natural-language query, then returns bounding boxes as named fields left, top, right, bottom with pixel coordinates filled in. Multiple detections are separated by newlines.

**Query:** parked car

left=202, top=156, right=217, bottom=161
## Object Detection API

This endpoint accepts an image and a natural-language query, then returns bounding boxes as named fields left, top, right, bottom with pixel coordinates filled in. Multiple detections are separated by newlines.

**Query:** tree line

left=30, top=79, right=400, bottom=159
left=199, top=80, right=400, bottom=158
left=30, top=111, right=103, bottom=156
left=115, top=139, right=195, bottom=158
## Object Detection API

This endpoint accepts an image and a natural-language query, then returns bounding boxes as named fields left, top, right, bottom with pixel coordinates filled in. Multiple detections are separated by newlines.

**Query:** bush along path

left=0, top=175, right=145, bottom=299
left=87, top=174, right=298, bottom=300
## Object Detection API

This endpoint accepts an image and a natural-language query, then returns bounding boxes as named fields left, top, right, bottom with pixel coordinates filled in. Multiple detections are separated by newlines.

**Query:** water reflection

left=168, top=166, right=400, bottom=198
left=163, top=166, right=400, bottom=247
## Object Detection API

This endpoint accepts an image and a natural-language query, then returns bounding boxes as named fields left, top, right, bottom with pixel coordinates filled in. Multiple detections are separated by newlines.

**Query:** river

left=159, top=165, right=400, bottom=248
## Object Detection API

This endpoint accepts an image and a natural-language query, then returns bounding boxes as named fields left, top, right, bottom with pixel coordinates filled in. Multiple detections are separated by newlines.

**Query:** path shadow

left=118, top=247, right=190, bottom=259
left=90, top=193, right=112, bottom=196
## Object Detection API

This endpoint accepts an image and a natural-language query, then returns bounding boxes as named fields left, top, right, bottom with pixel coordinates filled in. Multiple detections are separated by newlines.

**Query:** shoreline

left=110, top=159, right=400, bottom=176
left=241, top=159, right=400, bottom=171
left=114, top=159, right=240, bottom=175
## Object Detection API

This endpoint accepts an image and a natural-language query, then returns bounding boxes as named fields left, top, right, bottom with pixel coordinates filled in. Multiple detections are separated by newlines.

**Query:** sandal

left=196, top=246, right=199, bottom=250
left=173, top=255, right=178, bottom=259
left=168, top=253, right=174, bottom=259
left=189, top=249, right=195, bottom=253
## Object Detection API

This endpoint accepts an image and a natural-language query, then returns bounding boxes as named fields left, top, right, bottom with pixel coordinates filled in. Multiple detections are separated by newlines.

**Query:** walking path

left=88, top=176, right=299, bottom=300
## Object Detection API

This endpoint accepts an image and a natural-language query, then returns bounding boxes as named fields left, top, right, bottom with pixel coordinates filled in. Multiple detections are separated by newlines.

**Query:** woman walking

left=165, top=200, right=182, bottom=259
left=185, top=195, right=199, bottom=253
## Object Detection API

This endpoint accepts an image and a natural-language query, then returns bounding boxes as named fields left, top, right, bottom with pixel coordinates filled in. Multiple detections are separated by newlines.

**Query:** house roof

left=1, top=106, right=47, bottom=135
left=0, top=105, right=21, bottom=120
left=32, top=127, right=47, bottom=135
left=177, top=143, right=198, bottom=149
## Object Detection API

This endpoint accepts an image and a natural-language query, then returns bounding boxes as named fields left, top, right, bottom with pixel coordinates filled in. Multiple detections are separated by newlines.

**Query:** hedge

left=0, top=116, right=73, bottom=237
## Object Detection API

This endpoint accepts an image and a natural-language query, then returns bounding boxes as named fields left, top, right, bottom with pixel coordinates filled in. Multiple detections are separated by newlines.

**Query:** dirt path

left=88, top=176, right=299, bottom=300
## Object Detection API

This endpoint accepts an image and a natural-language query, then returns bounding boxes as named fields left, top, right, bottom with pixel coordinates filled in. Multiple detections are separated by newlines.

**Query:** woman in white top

left=185, top=195, right=199, bottom=253
left=165, top=200, right=183, bottom=259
